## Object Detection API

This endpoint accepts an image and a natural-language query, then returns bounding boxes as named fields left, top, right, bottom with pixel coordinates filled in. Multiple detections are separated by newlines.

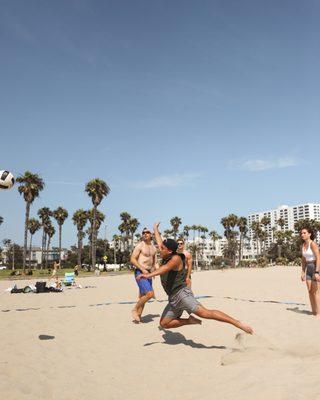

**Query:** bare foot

left=237, top=321, right=253, bottom=334
left=315, top=314, right=320, bottom=320
left=188, top=315, right=202, bottom=325
left=131, top=309, right=140, bottom=323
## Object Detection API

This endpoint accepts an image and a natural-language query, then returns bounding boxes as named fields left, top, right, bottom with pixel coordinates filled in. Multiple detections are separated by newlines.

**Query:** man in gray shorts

left=137, top=222, right=253, bottom=334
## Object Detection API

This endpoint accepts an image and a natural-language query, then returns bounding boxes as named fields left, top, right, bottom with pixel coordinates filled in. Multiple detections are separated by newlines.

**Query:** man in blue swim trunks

left=130, top=227, right=157, bottom=323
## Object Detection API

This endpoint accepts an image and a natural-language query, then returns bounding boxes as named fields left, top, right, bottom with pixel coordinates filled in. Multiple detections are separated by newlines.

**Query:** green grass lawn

left=0, top=268, right=131, bottom=280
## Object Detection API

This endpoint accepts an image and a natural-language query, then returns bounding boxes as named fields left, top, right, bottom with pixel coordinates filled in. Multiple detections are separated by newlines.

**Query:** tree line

left=1, top=171, right=319, bottom=270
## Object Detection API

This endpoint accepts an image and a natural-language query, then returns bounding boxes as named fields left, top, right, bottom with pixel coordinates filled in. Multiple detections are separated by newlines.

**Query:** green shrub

left=276, top=257, right=289, bottom=265
left=256, top=256, right=268, bottom=267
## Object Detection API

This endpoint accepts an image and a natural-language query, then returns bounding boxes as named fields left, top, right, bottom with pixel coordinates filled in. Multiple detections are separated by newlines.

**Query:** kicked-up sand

left=1, top=266, right=320, bottom=400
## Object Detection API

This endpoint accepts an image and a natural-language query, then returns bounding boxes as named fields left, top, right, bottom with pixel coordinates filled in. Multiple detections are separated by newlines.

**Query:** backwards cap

left=163, top=238, right=178, bottom=253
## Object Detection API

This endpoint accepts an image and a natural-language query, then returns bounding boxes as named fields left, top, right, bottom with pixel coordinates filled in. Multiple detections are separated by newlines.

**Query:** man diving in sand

left=137, top=222, right=253, bottom=334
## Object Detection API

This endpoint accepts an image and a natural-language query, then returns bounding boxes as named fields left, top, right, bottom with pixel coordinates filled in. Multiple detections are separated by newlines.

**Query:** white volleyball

left=0, top=170, right=15, bottom=190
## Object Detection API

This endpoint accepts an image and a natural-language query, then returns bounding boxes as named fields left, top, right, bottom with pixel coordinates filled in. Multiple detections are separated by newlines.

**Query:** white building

left=185, top=237, right=255, bottom=266
left=29, top=247, right=68, bottom=266
left=248, top=203, right=320, bottom=252
left=1, top=245, right=68, bottom=267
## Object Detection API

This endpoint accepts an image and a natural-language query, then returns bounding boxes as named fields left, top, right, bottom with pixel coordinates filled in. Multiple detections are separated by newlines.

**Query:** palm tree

left=163, top=229, right=174, bottom=238
left=85, top=179, right=110, bottom=270
left=199, top=226, right=208, bottom=265
left=87, top=208, right=105, bottom=266
left=182, top=225, right=190, bottom=244
left=128, top=217, right=140, bottom=250
left=16, top=171, right=44, bottom=272
left=251, top=221, right=262, bottom=257
left=72, top=209, right=89, bottom=268
left=237, top=217, right=248, bottom=263
left=170, top=217, right=182, bottom=239
left=260, top=216, right=271, bottom=255
left=53, top=207, right=68, bottom=268
left=209, top=230, right=220, bottom=248
left=27, top=218, right=41, bottom=270
left=190, top=225, right=197, bottom=242
left=112, top=234, right=122, bottom=263
left=118, top=212, right=132, bottom=250
left=44, top=223, right=55, bottom=268
left=196, top=225, right=203, bottom=240
left=38, top=207, right=52, bottom=269
left=221, top=214, right=239, bottom=266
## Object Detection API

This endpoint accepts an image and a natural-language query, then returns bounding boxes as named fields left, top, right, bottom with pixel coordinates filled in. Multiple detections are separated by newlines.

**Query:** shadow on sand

left=286, top=307, right=314, bottom=315
left=144, top=328, right=227, bottom=349
left=140, top=314, right=160, bottom=323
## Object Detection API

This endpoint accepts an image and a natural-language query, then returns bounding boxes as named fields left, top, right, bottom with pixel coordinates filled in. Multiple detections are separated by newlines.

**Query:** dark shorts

left=306, top=263, right=317, bottom=281
left=161, top=287, right=200, bottom=320
left=134, top=269, right=153, bottom=295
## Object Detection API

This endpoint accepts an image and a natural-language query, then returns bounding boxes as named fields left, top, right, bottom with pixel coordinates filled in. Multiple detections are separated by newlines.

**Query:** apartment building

left=247, top=203, right=320, bottom=251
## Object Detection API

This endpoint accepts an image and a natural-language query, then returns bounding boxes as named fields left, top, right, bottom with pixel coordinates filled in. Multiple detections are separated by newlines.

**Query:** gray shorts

left=161, top=287, right=200, bottom=320
left=306, top=263, right=317, bottom=281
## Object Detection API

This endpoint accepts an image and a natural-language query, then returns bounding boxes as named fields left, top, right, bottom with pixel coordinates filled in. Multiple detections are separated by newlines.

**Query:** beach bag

left=11, top=287, right=24, bottom=294
left=35, top=281, right=46, bottom=293
left=23, top=286, right=33, bottom=293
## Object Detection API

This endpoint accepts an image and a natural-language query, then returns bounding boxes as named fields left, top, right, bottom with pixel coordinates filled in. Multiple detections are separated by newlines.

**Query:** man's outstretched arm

left=137, top=256, right=179, bottom=280
left=153, top=222, right=163, bottom=249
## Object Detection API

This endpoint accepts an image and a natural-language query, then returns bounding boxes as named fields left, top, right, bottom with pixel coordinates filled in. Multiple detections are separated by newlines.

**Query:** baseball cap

left=163, top=238, right=178, bottom=252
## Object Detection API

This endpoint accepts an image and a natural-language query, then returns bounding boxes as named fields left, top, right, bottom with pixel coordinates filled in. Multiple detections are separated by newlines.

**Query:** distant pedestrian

left=300, top=227, right=320, bottom=317
left=177, top=238, right=193, bottom=287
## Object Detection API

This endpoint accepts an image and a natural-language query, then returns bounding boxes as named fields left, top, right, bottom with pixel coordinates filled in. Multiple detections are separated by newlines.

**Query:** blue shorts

left=134, top=269, right=153, bottom=295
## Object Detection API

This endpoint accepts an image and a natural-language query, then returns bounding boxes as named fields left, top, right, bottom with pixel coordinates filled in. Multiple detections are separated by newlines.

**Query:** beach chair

left=63, top=272, right=75, bottom=286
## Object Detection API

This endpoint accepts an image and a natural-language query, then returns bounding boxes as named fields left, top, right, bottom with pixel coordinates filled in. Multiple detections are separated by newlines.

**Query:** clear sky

left=0, top=0, right=319, bottom=248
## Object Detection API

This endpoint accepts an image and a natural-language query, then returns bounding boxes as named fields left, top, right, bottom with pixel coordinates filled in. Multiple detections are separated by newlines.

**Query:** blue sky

left=0, top=0, right=319, bottom=247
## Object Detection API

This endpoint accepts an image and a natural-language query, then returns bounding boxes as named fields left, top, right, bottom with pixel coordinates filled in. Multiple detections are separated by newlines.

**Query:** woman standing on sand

left=301, top=227, right=320, bottom=317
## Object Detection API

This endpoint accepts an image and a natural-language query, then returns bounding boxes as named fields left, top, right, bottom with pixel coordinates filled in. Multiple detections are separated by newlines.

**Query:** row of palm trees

left=2, top=171, right=319, bottom=270
left=10, top=171, right=110, bottom=272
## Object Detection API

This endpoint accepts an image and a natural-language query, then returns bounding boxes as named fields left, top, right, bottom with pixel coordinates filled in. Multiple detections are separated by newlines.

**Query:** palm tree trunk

left=23, top=202, right=30, bottom=272
left=12, top=243, right=15, bottom=270
left=59, top=224, right=62, bottom=268
left=29, top=234, right=33, bottom=270
left=91, top=205, right=97, bottom=270
left=114, top=243, right=117, bottom=264
left=45, top=234, right=49, bottom=269
left=277, top=244, right=282, bottom=258
left=77, top=231, right=82, bottom=268
left=238, top=234, right=243, bottom=264
left=41, top=229, right=45, bottom=269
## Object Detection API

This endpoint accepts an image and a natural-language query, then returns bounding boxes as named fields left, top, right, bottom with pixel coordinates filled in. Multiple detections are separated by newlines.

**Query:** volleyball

left=0, top=170, right=15, bottom=190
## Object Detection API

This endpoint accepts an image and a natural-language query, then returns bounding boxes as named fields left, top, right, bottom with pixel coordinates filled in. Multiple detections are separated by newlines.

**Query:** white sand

left=1, top=266, right=320, bottom=400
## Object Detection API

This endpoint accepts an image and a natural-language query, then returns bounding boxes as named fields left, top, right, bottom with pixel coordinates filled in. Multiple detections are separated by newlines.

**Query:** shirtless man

left=130, top=227, right=157, bottom=323
left=137, top=223, right=253, bottom=334
left=177, top=238, right=192, bottom=287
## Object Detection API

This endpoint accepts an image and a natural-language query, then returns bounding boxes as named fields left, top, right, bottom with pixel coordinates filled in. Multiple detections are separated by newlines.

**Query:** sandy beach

left=1, top=266, right=320, bottom=400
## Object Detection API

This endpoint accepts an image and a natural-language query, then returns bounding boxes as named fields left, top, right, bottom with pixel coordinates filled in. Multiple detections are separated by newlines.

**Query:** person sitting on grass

left=137, top=222, right=253, bottom=334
